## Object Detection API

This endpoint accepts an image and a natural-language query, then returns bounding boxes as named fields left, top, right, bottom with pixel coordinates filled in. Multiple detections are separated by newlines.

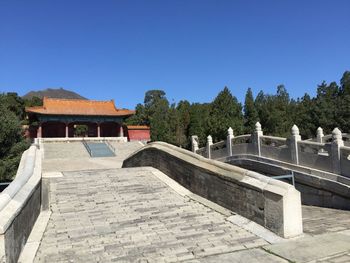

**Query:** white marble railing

left=0, top=144, right=42, bottom=262
left=192, top=123, right=350, bottom=178
left=0, top=145, right=38, bottom=213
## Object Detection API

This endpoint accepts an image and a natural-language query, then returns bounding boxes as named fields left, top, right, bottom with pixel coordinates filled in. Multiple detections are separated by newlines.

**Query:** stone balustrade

left=194, top=123, right=350, bottom=178
left=0, top=144, right=42, bottom=263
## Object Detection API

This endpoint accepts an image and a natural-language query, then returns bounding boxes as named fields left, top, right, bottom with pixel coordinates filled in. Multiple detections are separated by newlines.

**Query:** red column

left=119, top=125, right=124, bottom=137
left=97, top=123, right=101, bottom=137
left=65, top=123, right=69, bottom=138
left=37, top=123, right=42, bottom=138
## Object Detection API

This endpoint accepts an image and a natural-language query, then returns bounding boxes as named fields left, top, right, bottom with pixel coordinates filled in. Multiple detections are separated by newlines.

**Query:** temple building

left=26, top=97, right=137, bottom=139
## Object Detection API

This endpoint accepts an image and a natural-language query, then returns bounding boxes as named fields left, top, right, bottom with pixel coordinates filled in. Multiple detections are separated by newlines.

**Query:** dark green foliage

left=174, top=100, right=191, bottom=148
left=74, top=125, right=88, bottom=137
left=207, top=87, right=244, bottom=142
left=337, top=71, right=350, bottom=132
left=188, top=103, right=211, bottom=146
left=291, top=94, right=317, bottom=139
left=24, top=96, right=43, bottom=107
left=0, top=92, right=25, bottom=119
left=255, top=85, right=293, bottom=137
left=144, top=90, right=166, bottom=107
left=142, top=90, right=171, bottom=142
left=244, top=88, right=258, bottom=133
left=125, top=103, right=148, bottom=126
left=314, top=81, right=339, bottom=134
left=0, top=94, right=30, bottom=182
left=149, top=98, right=171, bottom=142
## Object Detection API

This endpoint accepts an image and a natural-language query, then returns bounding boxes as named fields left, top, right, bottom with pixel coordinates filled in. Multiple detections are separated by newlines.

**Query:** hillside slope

left=23, top=88, right=87, bottom=100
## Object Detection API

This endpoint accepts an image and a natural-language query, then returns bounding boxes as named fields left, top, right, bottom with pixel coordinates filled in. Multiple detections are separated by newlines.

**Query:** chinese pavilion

left=26, top=97, right=135, bottom=138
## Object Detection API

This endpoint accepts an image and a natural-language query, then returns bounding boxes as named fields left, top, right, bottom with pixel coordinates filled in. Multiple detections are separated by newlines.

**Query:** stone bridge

left=1, top=137, right=350, bottom=263
left=192, top=123, right=350, bottom=210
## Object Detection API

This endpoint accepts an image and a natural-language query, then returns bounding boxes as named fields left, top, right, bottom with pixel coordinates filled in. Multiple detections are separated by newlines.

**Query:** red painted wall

left=127, top=129, right=150, bottom=141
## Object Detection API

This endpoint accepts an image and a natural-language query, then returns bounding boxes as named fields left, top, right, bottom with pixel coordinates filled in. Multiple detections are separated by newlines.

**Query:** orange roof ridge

left=43, top=97, right=114, bottom=104
left=26, top=97, right=134, bottom=117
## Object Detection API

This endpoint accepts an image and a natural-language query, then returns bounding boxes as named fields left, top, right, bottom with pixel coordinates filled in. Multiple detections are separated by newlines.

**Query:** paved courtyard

left=42, top=141, right=143, bottom=172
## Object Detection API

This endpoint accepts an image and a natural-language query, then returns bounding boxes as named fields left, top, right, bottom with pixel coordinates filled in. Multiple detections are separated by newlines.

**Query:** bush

left=74, top=125, right=88, bottom=137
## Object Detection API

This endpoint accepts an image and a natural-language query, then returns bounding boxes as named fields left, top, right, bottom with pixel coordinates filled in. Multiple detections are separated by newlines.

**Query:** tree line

left=127, top=71, right=350, bottom=148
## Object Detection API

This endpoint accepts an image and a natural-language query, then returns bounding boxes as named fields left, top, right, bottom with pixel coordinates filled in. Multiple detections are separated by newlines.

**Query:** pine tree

left=175, top=100, right=191, bottom=148
left=243, top=88, right=258, bottom=133
left=207, top=87, right=243, bottom=142
left=314, top=81, right=339, bottom=134
left=292, top=94, right=317, bottom=138
left=338, top=71, right=350, bottom=132
left=188, top=103, right=210, bottom=146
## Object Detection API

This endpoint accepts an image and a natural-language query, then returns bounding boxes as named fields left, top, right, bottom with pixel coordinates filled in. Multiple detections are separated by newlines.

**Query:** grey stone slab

left=185, top=248, right=288, bottom=263
left=34, top=167, right=266, bottom=262
left=264, top=233, right=350, bottom=263
left=302, top=205, right=350, bottom=235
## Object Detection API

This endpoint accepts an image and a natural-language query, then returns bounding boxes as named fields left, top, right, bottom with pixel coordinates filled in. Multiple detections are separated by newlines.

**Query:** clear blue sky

left=0, top=0, right=349, bottom=109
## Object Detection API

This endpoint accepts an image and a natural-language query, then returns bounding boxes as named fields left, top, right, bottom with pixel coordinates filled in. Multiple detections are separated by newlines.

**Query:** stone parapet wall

left=0, top=145, right=42, bottom=263
left=225, top=155, right=350, bottom=210
left=122, top=142, right=303, bottom=238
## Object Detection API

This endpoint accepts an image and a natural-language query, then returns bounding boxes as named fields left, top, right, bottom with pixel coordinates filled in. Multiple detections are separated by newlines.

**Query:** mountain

left=23, top=88, right=87, bottom=100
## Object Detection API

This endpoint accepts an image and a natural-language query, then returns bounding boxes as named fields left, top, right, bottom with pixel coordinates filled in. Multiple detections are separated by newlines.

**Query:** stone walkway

left=27, top=142, right=350, bottom=262
left=302, top=205, right=350, bottom=235
left=34, top=168, right=272, bottom=263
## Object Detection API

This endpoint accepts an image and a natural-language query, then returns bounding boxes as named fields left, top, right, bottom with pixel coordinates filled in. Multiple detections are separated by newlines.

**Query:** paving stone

left=302, top=206, right=350, bottom=235
left=34, top=167, right=265, bottom=262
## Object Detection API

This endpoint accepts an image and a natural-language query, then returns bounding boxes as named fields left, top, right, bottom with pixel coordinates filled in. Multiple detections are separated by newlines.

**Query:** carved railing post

left=316, top=127, right=324, bottom=143
left=191, top=135, right=199, bottom=153
left=227, top=127, right=234, bottom=156
left=253, top=122, right=263, bottom=156
left=290, top=125, right=301, bottom=165
left=206, top=135, right=213, bottom=159
left=331, top=128, right=344, bottom=174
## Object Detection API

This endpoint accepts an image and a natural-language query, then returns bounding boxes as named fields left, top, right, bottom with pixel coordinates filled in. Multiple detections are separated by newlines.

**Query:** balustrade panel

left=210, top=141, right=227, bottom=159
left=298, top=141, right=332, bottom=172
left=260, top=136, right=291, bottom=163
left=340, top=147, right=350, bottom=177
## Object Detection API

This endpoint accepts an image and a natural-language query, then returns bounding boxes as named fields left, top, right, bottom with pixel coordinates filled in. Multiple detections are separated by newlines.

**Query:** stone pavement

left=25, top=142, right=350, bottom=262
left=302, top=205, right=350, bottom=235
left=34, top=168, right=271, bottom=262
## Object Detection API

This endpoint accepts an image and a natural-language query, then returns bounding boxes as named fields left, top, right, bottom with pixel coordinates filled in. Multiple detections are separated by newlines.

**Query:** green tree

left=0, top=100, right=29, bottom=182
left=314, top=81, right=339, bottom=134
left=292, top=94, right=317, bottom=138
left=338, top=71, right=350, bottom=132
left=0, top=92, right=25, bottom=119
left=243, top=88, right=258, bottom=133
left=24, top=96, right=43, bottom=107
left=188, top=103, right=210, bottom=146
left=207, top=87, right=243, bottom=142
left=141, top=90, right=171, bottom=142
left=174, top=100, right=191, bottom=148
left=144, top=90, right=166, bottom=108
left=125, top=103, right=148, bottom=125
left=255, top=85, right=292, bottom=136
left=149, top=97, right=171, bottom=142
